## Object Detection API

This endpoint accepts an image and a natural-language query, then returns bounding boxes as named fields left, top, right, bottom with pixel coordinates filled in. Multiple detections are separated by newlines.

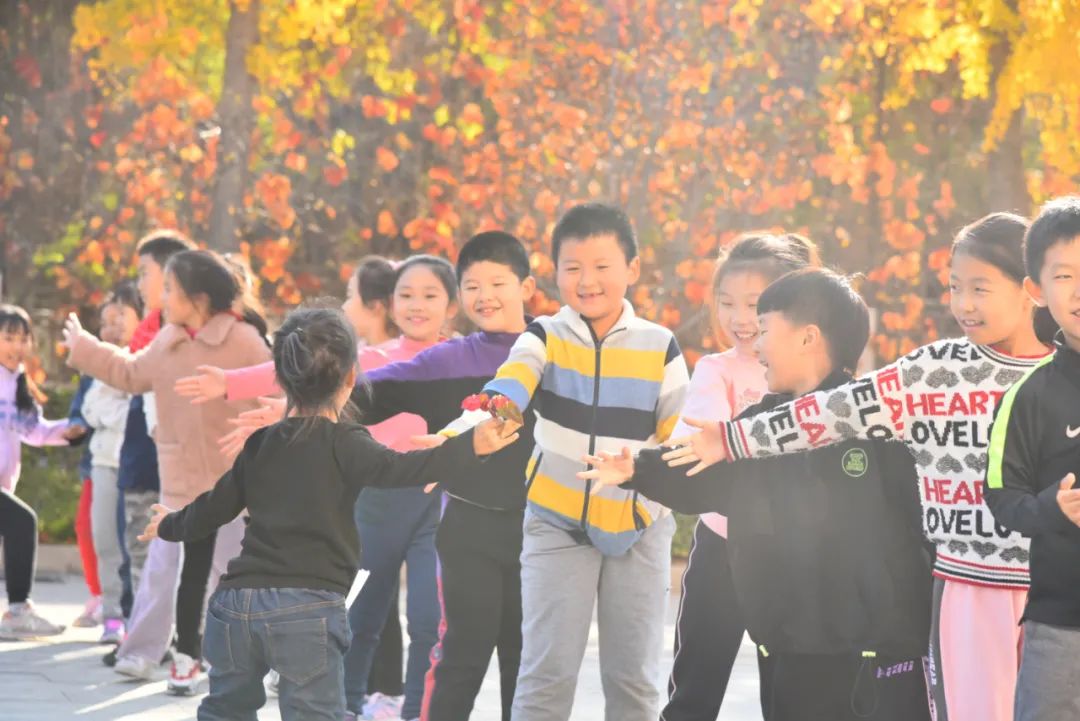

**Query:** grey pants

left=1014, top=620, right=1080, bottom=721
left=123, top=489, right=158, bottom=592
left=511, top=511, right=675, bottom=721
left=90, top=466, right=124, bottom=621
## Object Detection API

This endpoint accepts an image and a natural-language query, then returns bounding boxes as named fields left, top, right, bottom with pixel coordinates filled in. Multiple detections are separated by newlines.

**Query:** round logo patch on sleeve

left=842, top=448, right=869, bottom=478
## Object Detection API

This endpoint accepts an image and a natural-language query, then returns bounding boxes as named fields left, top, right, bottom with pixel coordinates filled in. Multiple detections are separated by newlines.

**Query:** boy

left=985, top=196, right=1080, bottom=721
left=345, top=231, right=538, bottom=721
left=583, top=269, right=933, bottom=721
left=481, top=203, right=689, bottom=721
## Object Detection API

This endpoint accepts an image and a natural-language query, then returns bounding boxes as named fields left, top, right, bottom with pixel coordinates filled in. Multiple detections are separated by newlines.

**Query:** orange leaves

left=883, top=218, right=926, bottom=252
left=377, top=210, right=398, bottom=236
left=253, top=237, right=293, bottom=284
left=930, top=97, right=952, bottom=114
left=323, top=159, right=347, bottom=187
left=255, top=172, right=295, bottom=230
left=533, top=189, right=560, bottom=217
left=375, top=146, right=399, bottom=172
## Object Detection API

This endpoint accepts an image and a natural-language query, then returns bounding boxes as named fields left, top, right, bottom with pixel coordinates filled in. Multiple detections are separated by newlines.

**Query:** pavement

left=0, top=575, right=765, bottom=721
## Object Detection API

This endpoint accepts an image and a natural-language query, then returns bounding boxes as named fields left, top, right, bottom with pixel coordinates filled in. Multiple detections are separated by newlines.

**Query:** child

left=583, top=269, right=933, bottom=721
left=667, top=212, right=1053, bottom=721
left=482, top=204, right=689, bottom=721
left=63, top=249, right=272, bottom=694
left=985, top=196, right=1080, bottom=721
left=661, top=232, right=819, bottom=721
left=82, top=283, right=142, bottom=644
left=68, top=372, right=100, bottom=628
left=137, top=307, right=519, bottom=721
left=0, top=304, right=86, bottom=638
left=176, top=255, right=459, bottom=721
left=99, top=230, right=190, bottom=670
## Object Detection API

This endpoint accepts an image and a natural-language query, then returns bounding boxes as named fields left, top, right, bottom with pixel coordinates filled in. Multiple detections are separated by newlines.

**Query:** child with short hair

left=81, top=282, right=142, bottom=644
left=138, top=307, right=517, bottom=721
left=482, top=203, right=689, bottom=721
left=64, top=249, right=272, bottom=693
left=584, top=269, right=933, bottom=720
left=985, top=196, right=1080, bottom=721
left=662, top=232, right=819, bottom=721
left=665, top=213, right=1054, bottom=721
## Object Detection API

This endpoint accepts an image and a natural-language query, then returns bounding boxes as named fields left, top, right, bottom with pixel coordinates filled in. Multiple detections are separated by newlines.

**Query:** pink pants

left=928, top=577, right=1027, bottom=721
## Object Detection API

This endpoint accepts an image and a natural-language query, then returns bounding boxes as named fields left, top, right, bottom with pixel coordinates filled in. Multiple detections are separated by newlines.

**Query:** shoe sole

left=115, top=667, right=156, bottom=681
left=72, top=619, right=100, bottom=628
left=166, top=680, right=204, bottom=696
left=0, top=630, right=66, bottom=641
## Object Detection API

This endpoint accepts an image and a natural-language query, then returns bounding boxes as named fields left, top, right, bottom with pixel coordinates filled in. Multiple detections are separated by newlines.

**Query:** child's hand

left=411, top=434, right=448, bottom=449
left=61, top=313, right=83, bottom=351
left=577, top=448, right=635, bottom=492
left=174, top=365, right=228, bottom=404
left=218, top=397, right=285, bottom=459
left=472, top=417, right=521, bottom=456
left=138, top=503, right=174, bottom=542
left=62, top=424, right=88, bottom=442
left=218, top=424, right=256, bottom=461
left=1056, top=473, right=1080, bottom=527
left=661, top=418, right=729, bottom=476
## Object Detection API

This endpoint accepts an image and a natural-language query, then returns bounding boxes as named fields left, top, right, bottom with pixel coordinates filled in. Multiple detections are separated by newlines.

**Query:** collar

left=0, top=363, right=21, bottom=382
left=165, top=312, right=238, bottom=350
left=557, top=299, right=635, bottom=345
left=397, top=335, right=438, bottom=355
left=771, top=369, right=853, bottom=405
left=1052, top=331, right=1080, bottom=371
left=478, top=315, right=534, bottom=346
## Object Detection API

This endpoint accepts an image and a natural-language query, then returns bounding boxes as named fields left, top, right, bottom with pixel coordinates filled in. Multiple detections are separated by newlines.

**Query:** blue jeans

left=199, top=587, right=351, bottom=721
left=344, top=487, right=440, bottom=718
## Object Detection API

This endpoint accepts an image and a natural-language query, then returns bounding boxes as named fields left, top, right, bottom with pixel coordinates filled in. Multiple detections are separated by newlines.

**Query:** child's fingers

left=150, top=504, right=170, bottom=515
left=1061, top=473, right=1077, bottom=491
left=681, top=418, right=711, bottom=431
left=686, top=460, right=711, bottom=477
left=581, top=454, right=604, bottom=466
left=663, top=433, right=695, bottom=448
left=423, top=483, right=438, bottom=494
left=661, top=444, right=696, bottom=461
left=577, top=468, right=600, bottom=481
left=666, top=453, right=700, bottom=468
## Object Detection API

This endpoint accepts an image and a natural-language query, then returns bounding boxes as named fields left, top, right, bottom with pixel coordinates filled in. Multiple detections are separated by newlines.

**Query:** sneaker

left=72, top=596, right=103, bottom=628
left=102, top=647, right=118, bottom=667
left=264, top=670, right=280, bottom=698
left=362, top=692, right=404, bottom=720
left=114, top=654, right=158, bottom=681
left=167, top=652, right=205, bottom=696
left=99, top=618, right=125, bottom=645
left=0, top=602, right=65, bottom=639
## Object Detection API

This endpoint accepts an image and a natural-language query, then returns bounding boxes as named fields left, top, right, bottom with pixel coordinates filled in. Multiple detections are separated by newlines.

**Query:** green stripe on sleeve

left=986, top=355, right=1054, bottom=489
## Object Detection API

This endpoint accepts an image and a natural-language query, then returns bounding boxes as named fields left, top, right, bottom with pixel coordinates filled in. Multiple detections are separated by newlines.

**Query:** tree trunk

left=208, top=0, right=259, bottom=251
left=985, top=0, right=1030, bottom=215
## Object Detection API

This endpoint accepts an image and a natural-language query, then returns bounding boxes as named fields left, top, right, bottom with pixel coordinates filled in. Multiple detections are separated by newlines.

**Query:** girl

left=137, top=306, right=517, bottom=721
left=63, top=249, right=272, bottom=695
left=0, top=305, right=86, bottom=639
left=662, top=233, right=819, bottom=721
left=668, top=212, right=1053, bottom=721
left=175, top=254, right=459, bottom=720
left=81, top=282, right=142, bottom=644
left=68, top=372, right=100, bottom=628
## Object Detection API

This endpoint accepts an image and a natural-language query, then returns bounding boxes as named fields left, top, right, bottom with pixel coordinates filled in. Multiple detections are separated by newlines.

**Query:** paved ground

left=0, top=576, right=764, bottom=721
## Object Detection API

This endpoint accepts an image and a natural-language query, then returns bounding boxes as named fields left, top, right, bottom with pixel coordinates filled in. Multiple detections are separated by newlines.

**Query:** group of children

left=0, top=196, right=1076, bottom=721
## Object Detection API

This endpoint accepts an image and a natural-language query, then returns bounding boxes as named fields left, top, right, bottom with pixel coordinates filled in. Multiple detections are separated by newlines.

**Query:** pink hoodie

left=672, top=348, right=767, bottom=537
left=0, top=365, right=71, bottom=493
left=223, top=336, right=438, bottom=451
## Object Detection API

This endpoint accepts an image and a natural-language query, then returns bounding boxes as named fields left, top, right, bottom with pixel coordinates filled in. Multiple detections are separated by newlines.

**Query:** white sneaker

left=264, top=670, right=280, bottom=698
left=167, top=652, right=205, bottom=696
left=114, top=654, right=158, bottom=681
left=0, top=602, right=65, bottom=639
left=72, top=595, right=103, bottom=628
left=362, top=692, right=404, bottom=720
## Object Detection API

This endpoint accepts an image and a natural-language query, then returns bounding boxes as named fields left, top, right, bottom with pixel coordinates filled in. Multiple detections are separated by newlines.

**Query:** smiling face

left=556, top=233, right=640, bottom=338
left=391, top=264, right=457, bottom=343
left=459, top=260, right=535, bottom=334
left=1028, top=236, right=1080, bottom=352
left=949, top=251, right=1034, bottom=347
left=715, top=270, right=771, bottom=355
left=0, top=324, right=30, bottom=373
left=161, top=270, right=202, bottom=328
left=100, top=303, right=140, bottom=347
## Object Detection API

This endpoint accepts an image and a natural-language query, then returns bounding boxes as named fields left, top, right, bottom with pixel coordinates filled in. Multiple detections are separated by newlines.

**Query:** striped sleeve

left=483, top=322, right=547, bottom=413
left=985, top=357, right=1068, bottom=535
left=655, top=335, right=689, bottom=442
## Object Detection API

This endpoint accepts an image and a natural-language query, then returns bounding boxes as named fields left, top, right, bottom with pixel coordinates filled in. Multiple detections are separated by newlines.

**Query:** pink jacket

left=0, top=365, right=70, bottom=493
left=223, top=336, right=437, bottom=451
left=67, top=313, right=272, bottom=508
left=674, top=349, right=767, bottom=537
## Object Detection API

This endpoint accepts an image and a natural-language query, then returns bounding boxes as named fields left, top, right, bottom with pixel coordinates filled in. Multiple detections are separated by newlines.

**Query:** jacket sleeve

left=157, top=454, right=247, bottom=543
left=67, top=374, right=93, bottom=428
left=721, top=358, right=910, bottom=461
left=351, top=352, right=461, bottom=428
left=655, top=336, right=690, bottom=442
left=628, top=446, right=740, bottom=515
left=985, top=370, right=1071, bottom=535
left=482, top=322, right=547, bottom=413
left=66, top=329, right=156, bottom=395
left=19, top=415, right=72, bottom=447
left=333, top=423, right=478, bottom=491
left=224, top=361, right=279, bottom=401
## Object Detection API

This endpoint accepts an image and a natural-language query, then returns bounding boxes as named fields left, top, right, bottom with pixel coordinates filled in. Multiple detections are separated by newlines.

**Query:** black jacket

left=631, top=371, right=932, bottom=657
left=985, top=336, right=1080, bottom=627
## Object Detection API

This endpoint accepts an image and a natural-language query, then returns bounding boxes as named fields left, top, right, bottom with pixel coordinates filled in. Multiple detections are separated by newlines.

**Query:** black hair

left=758, top=268, right=870, bottom=375
left=551, top=203, right=637, bottom=265
left=456, top=231, right=530, bottom=282
left=0, top=304, right=46, bottom=415
left=714, top=232, right=821, bottom=294
left=166, top=250, right=269, bottom=339
left=273, top=307, right=359, bottom=425
left=101, top=280, right=144, bottom=318
left=353, top=256, right=398, bottom=336
left=394, top=254, right=458, bottom=303
left=135, top=229, right=194, bottom=268
left=953, top=211, right=1057, bottom=343
left=1025, top=196, right=1080, bottom=279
